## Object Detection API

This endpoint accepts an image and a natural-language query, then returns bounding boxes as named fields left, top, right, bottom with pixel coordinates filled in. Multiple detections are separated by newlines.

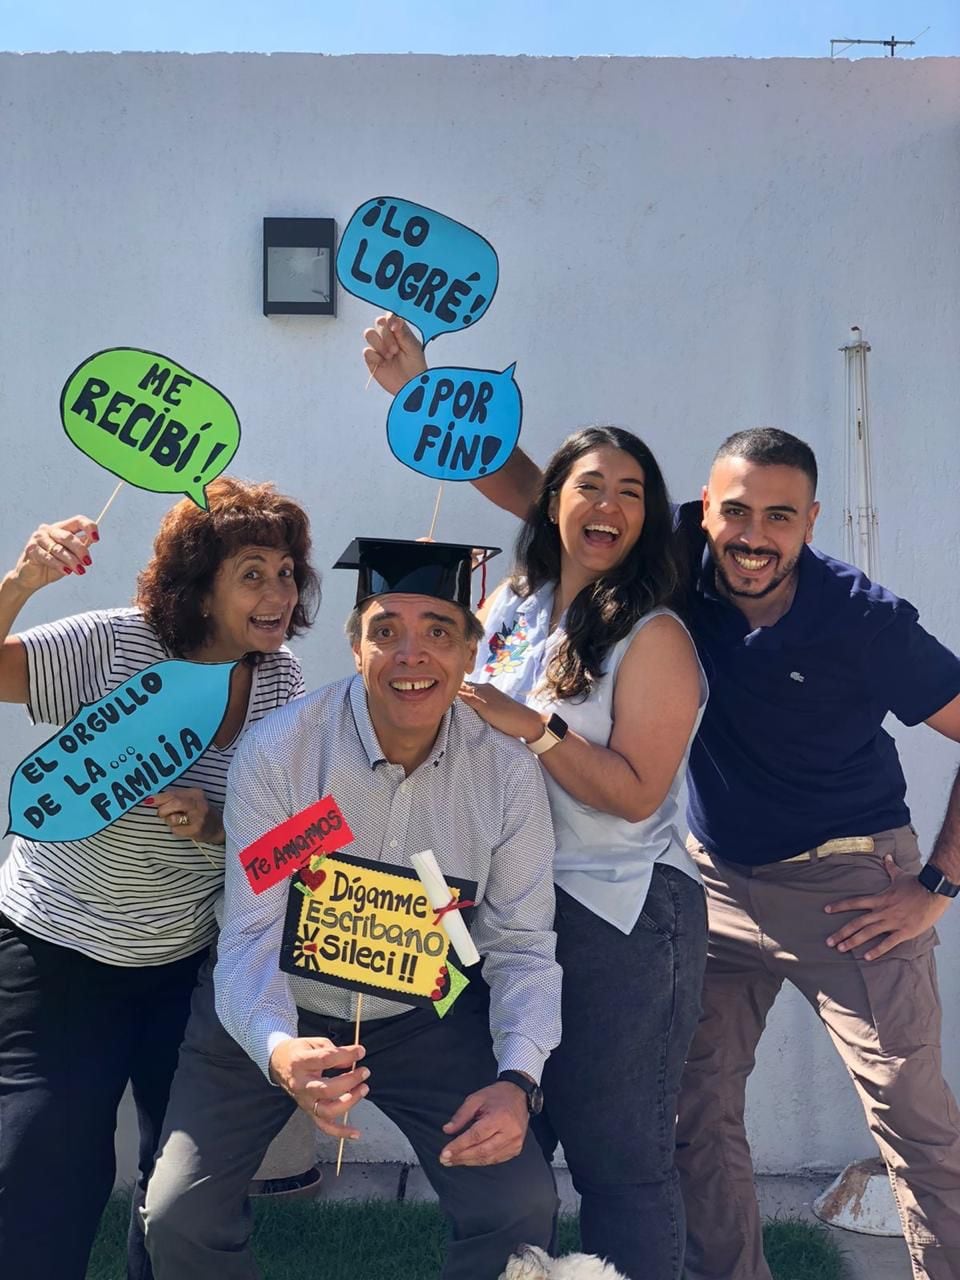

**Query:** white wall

left=2, top=52, right=958, bottom=1173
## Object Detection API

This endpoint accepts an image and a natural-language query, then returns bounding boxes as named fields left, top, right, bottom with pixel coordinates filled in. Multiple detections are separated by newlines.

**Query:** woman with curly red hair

left=0, top=477, right=320, bottom=1280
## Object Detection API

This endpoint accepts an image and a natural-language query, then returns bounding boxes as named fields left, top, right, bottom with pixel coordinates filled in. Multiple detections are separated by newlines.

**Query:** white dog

left=500, top=1244, right=629, bottom=1280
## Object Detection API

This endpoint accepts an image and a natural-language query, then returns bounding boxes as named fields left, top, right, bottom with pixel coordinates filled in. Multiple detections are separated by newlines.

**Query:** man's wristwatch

left=918, top=863, right=960, bottom=899
left=524, top=713, right=568, bottom=756
left=497, top=1070, right=545, bottom=1115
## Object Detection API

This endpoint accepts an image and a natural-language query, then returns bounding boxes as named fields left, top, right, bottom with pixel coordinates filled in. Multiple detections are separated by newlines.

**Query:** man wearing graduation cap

left=144, top=539, right=562, bottom=1280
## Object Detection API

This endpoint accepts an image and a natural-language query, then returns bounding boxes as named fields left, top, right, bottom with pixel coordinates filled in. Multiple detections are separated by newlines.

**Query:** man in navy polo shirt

left=671, top=429, right=960, bottom=1280
left=363, top=317, right=960, bottom=1280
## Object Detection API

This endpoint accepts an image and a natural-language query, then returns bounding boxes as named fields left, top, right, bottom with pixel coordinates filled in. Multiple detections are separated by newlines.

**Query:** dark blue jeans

left=0, top=913, right=207, bottom=1280
left=535, top=866, right=707, bottom=1280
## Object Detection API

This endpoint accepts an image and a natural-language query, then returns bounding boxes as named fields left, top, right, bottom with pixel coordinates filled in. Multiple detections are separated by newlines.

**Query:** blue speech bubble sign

left=6, top=660, right=236, bottom=843
left=387, top=364, right=523, bottom=482
left=336, top=198, right=499, bottom=345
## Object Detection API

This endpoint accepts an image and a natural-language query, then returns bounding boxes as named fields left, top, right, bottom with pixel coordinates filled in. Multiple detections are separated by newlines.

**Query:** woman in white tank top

left=459, top=426, right=708, bottom=1280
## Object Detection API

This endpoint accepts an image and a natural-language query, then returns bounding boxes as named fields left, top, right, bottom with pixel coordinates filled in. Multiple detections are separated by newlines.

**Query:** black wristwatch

left=497, top=1070, right=544, bottom=1115
left=918, top=863, right=960, bottom=899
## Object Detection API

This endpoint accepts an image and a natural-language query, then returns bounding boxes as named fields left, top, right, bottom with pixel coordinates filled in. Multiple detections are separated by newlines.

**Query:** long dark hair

left=511, top=426, right=679, bottom=701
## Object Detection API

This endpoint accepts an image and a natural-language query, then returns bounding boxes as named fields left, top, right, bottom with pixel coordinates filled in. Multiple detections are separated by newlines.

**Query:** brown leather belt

left=780, top=836, right=876, bottom=865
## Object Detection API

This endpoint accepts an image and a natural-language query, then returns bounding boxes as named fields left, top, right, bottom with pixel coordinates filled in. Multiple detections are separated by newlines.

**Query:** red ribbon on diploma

left=432, top=896, right=477, bottom=927
left=239, top=795, right=353, bottom=894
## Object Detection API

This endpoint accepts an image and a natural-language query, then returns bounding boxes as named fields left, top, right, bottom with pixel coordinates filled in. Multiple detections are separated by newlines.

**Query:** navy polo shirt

left=686, top=538, right=960, bottom=866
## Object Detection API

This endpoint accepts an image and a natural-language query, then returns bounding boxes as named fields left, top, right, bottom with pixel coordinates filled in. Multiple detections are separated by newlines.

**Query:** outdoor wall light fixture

left=262, top=217, right=337, bottom=316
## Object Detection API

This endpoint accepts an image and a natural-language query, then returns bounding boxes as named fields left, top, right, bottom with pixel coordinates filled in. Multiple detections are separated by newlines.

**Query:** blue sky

left=1, top=0, right=956, bottom=57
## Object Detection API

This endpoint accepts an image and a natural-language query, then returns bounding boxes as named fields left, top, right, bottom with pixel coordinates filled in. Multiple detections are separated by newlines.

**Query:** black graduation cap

left=334, top=538, right=500, bottom=609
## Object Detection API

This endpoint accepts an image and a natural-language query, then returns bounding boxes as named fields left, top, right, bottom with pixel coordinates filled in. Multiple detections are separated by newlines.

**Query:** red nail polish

left=62, top=567, right=72, bottom=575
left=144, top=797, right=155, bottom=806
left=75, top=566, right=86, bottom=575
left=91, top=530, right=100, bottom=542
left=83, top=556, right=92, bottom=566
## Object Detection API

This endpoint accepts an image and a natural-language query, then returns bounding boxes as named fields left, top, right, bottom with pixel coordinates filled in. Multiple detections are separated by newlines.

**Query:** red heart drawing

left=301, top=867, right=326, bottom=891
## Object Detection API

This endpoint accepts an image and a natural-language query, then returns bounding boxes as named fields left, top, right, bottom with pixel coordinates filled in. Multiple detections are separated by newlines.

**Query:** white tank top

left=473, top=582, right=707, bottom=933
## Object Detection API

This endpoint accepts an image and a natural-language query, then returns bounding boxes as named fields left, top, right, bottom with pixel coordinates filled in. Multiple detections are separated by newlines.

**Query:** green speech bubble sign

left=60, top=348, right=241, bottom=509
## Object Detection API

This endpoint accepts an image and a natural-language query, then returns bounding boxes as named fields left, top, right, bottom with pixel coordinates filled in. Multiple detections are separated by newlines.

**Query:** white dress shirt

left=216, top=675, right=561, bottom=1082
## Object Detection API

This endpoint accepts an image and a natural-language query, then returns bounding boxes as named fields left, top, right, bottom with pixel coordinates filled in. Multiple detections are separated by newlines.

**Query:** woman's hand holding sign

left=13, top=516, right=98, bottom=591
left=269, top=1037, right=370, bottom=1138
left=0, top=515, right=98, bottom=704
left=363, top=314, right=427, bottom=395
left=146, top=787, right=225, bottom=844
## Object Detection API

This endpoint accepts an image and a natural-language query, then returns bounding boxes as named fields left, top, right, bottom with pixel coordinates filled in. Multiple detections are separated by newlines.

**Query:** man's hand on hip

left=824, top=854, right=951, bottom=961
left=269, top=1037, right=369, bottom=1139
left=439, top=1081, right=530, bottom=1168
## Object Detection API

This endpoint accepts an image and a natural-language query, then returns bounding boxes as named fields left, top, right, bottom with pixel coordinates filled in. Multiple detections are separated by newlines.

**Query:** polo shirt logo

left=789, top=671, right=805, bottom=683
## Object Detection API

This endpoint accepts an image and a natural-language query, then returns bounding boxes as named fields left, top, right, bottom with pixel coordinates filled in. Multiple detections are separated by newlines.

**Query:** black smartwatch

left=918, top=863, right=960, bottom=899
left=497, top=1070, right=544, bottom=1115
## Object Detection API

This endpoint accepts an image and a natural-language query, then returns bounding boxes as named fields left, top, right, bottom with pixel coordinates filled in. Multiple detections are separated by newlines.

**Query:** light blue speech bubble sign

left=7, top=660, right=236, bottom=843
left=387, top=364, right=523, bottom=482
left=336, top=198, right=499, bottom=345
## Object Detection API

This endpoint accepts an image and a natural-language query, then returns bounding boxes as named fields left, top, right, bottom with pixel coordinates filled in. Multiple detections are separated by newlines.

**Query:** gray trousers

left=677, top=827, right=960, bottom=1280
left=143, top=964, right=556, bottom=1280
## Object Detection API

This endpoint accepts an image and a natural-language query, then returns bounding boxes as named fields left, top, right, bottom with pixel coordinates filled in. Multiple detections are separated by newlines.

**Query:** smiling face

left=549, top=446, right=646, bottom=592
left=702, top=458, right=820, bottom=607
left=200, top=545, right=299, bottom=659
left=353, top=594, right=478, bottom=767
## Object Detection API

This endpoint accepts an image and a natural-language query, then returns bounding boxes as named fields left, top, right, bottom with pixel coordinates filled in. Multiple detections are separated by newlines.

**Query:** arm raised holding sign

left=363, top=313, right=541, bottom=512
left=0, top=514, right=99, bottom=702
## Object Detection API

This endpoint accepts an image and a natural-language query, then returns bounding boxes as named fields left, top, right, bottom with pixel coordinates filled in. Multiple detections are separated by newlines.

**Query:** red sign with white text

left=239, top=796, right=354, bottom=894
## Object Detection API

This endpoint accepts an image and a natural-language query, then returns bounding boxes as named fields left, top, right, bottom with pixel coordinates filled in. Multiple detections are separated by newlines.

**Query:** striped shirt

left=216, top=675, right=561, bottom=1082
left=0, top=608, right=304, bottom=966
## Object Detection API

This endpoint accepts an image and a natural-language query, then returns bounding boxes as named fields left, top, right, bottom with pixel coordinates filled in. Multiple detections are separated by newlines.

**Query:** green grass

left=762, top=1217, right=846, bottom=1280
left=88, top=1194, right=845, bottom=1279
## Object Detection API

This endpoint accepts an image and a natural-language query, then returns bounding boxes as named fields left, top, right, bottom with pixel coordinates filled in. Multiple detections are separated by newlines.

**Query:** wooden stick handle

left=335, top=992, right=364, bottom=1176
left=427, top=483, right=444, bottom=540
left=96, top=479, right=125, bottom=525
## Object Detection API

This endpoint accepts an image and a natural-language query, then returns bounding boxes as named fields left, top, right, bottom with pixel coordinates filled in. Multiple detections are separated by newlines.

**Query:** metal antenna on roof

left=830, top=30, right=927, bottom=57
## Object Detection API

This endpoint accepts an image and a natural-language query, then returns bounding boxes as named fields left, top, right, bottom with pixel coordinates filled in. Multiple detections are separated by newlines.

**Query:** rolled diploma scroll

left=410, top=849, right=480, bottom=967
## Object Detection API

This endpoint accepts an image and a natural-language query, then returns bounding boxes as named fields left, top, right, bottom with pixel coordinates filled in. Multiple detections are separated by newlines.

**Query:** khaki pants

left=677, top=826, right=960, bottom=1280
